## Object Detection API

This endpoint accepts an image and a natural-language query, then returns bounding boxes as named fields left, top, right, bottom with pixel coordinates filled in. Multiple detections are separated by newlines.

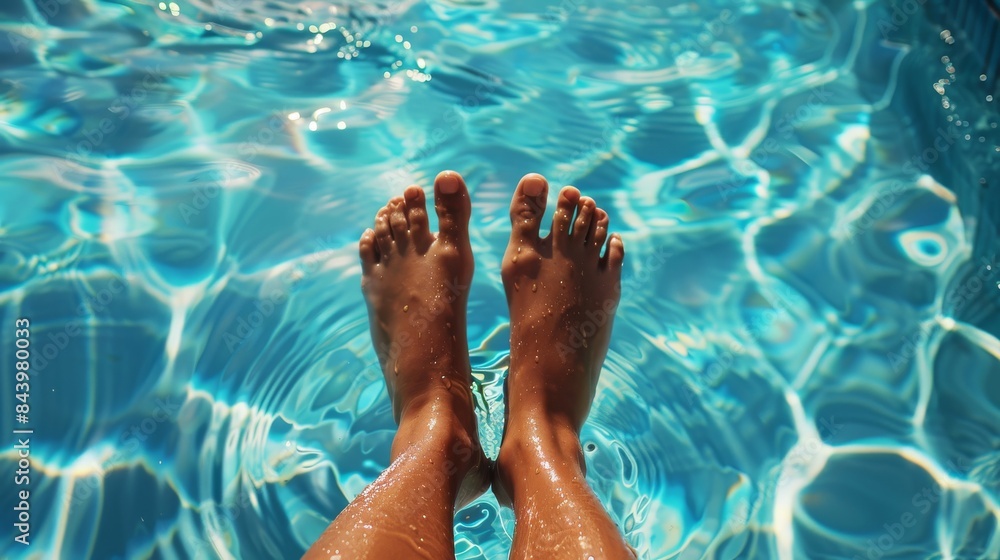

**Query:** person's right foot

left=494, top=173, right=625, bottom=500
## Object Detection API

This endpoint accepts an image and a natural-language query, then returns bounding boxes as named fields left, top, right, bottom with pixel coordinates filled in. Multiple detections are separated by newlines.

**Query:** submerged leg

left=494, top=175, right=634, bottom=560
left=305, top=171, right=488, bottom=559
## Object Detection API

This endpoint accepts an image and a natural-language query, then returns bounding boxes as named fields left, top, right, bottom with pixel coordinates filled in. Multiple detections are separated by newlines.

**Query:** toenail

left=437, top=171, right=461, bottom=194
left=523, top=175, right=545, bottom=197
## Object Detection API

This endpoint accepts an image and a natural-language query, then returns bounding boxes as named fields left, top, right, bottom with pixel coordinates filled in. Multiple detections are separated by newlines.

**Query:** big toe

left=509, top=173, right=548, bottom=245
left=434, top=170, right=472, bottom=244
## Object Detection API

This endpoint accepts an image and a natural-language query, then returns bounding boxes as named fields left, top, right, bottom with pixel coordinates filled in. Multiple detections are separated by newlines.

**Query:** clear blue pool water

left=2, top=0, right=1000, bottom=558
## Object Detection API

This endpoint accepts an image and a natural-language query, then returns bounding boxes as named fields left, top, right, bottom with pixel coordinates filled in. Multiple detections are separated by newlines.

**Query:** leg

left=494, top=174, right=634, bottom=559
left=305, top=171, right=489, bottom=560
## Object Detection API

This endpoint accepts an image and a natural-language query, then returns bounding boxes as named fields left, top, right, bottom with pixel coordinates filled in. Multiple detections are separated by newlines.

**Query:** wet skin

left=304, top=171, right=488, bottom=560
left=494, top=174, right=633, bottom=559
left=304, top=171, right=633, bottom=560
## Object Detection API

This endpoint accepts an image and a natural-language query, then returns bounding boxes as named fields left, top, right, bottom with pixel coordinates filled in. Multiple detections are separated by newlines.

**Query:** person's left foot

left=359, top=170, right=488, bottom=506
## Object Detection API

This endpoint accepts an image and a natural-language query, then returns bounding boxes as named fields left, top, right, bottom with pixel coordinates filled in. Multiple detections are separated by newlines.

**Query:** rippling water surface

left=2, top=0, right=1000, bottom=558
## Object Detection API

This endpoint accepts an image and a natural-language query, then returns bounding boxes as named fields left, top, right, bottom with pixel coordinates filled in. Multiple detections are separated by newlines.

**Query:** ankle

left=393, top=390, right=481, bottom=467
left=498, top=421, right=584, bottom=466
left=494, top=419, right=586, bottom=501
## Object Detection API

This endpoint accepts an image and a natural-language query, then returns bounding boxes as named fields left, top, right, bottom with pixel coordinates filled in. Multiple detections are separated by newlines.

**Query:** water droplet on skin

left=517, top=247, right=522, bottom=253
left=394, top=363, right=399, bottom=376
left=535, top=355, right=539, bottom=363
left=403, top=305, right=409, bottom=313
left=513, top=256, right=518, bottom=263
left=514, top=283, right=520, bottom=291
left=534, top=467, right=540, bottom=474
left=532, top=283, right=538, bottom=292
left=442, top=376, right=452, bottom=389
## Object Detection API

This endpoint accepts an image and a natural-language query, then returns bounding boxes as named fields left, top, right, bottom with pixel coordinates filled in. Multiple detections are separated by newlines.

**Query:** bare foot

left=358, top=170, right=488, bottom=506
left=493, top=174, right=633, bottom=559
left=499, top=173, right=625, bottom=437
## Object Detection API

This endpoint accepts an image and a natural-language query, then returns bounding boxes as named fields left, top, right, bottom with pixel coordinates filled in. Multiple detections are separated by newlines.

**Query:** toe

left=604, top=233, right=625, bottom=271
left=509, top=173, right=548, bottom=244
left=359, top=228, right=378, bottom=271
left=433, top=170, right=471, bottom=244
left=572, top=197, right=596, bottom=246
left=374, top=207, right=394, bottom=258
left=403, top=185, right=431, bottom=248
left=552, top=186, right=581, bottom=250
left=592, top=208, right=609, bottom=252
left=388, top=197, right=409, bottom=250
